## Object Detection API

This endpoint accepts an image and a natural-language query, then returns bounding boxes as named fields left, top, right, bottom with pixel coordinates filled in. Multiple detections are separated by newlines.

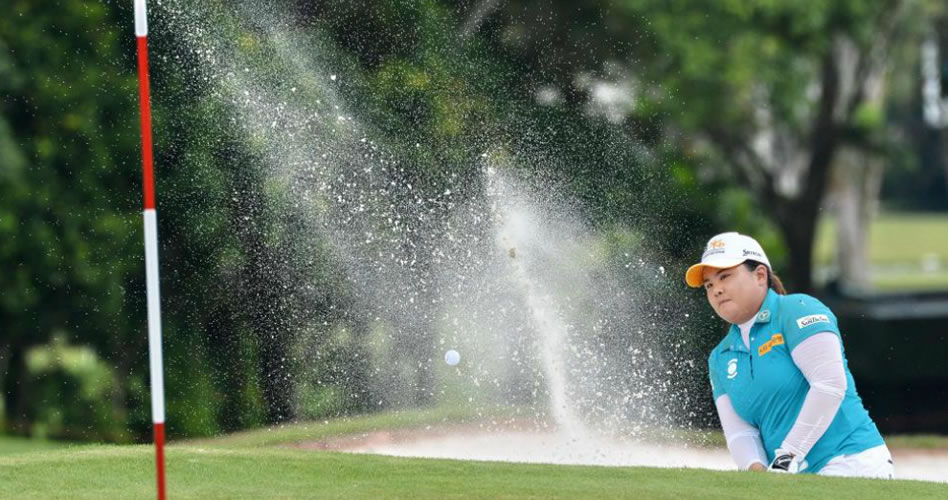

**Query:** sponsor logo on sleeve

left=796, top=314, right=830, bottom=329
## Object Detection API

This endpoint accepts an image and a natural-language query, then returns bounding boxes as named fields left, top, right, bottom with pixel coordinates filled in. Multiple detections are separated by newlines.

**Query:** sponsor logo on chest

left=727, top=358, right=738, bottom=379
left=758, top=333, right=784, bottom=356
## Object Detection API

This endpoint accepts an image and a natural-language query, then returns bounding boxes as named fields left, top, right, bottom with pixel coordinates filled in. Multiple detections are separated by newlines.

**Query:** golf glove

left=768, top=449, right=807, bottom=473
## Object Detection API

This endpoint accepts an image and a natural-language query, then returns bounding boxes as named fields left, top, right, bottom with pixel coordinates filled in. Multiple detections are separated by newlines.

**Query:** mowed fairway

left=0, top=436, right=72, bottom=457
left=815, top=212, right=948, bottom=290
left=2, top=440, right=947, bottom=499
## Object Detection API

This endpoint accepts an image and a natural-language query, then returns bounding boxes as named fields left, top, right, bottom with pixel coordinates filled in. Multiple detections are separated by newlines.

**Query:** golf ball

left=444, top=349, right=460, bottom=366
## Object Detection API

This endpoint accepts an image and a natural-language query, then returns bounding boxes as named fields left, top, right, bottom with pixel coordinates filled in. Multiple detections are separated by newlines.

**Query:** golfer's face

left=702, top=265, right=765, bottom=324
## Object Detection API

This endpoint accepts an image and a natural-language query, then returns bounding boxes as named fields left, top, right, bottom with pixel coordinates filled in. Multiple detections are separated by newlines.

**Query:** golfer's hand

left=768, top=449, right=804, bottom=473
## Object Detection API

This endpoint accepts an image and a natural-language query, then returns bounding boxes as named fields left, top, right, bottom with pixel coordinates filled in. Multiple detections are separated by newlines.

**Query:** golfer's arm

left=781, top=332, right=847, bottom=458
left=715, top=394, right=768, bottom=470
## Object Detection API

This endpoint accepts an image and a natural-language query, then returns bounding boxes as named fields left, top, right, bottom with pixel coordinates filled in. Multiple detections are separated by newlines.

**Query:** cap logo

left=742, top=249, right=763, bottom=258
left=702, top=239, right=728, bottom=259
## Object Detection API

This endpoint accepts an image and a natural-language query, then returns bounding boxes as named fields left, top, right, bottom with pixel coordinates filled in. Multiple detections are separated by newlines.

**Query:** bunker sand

left=299, top=426, right=948, bottom=483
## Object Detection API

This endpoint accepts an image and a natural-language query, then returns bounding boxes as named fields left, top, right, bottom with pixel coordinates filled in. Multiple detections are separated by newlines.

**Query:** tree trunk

left=0, top=342, right=9, bottom=428
left=836, top=188, right=867, bottom=290
left=205, top=305, right=247, bottom=432
left=779, top=212, right=818, bottom=293
left=775, top=154, right=836, bottom=294
left=831, top=147, right=884, bottom=292
left=937, top=27, right=948, bottom=194
left=241, top=207, right=294, bottom=425
left=2, top=346, right=30, bottom=435
left=460, top=0, right=504, bottom=39
left=942, top=128, right=948, bottom=197
left=221, top=141, right=295, bottom=425
left=258, top=326, right=293, bottom=423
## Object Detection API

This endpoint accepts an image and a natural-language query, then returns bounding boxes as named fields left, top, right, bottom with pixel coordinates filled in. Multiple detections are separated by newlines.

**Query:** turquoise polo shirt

left=708, top=289, right=885, bottom=473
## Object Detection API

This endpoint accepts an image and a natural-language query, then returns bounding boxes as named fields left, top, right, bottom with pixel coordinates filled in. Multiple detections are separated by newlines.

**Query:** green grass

left=196, top=405, right=516, bottom=448
left=0, top=435, right=74, bottom=457
left=886, top=434, right=948, bottom=450
left=2, top=444, right=948, bottom=500
left=871, top=270, right=948, bottom=291
left=815, top=212, right=948, bottom=290
left=2, top=411, right=947, bottom=499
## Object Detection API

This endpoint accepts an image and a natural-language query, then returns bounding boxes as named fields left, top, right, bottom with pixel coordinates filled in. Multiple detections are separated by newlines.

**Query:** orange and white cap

left=685, top=232, right=770, bottom=288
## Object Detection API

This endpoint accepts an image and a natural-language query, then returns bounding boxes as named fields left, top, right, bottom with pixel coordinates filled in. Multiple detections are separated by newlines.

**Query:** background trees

left=475, top=0, right=943, bottom=290
left=1, top=0, right=944, bottom=441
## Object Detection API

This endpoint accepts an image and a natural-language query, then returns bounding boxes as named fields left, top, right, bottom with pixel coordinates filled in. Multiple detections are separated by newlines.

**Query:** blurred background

left=1, top=0, right=946, bottom=445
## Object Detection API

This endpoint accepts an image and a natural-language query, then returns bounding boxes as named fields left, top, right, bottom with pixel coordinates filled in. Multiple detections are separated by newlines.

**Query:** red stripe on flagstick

left=136, top=32, right=165, bottom=500
left=154, top=422, right=166, bottom=500
left=137, top=35, right=156, bottom=210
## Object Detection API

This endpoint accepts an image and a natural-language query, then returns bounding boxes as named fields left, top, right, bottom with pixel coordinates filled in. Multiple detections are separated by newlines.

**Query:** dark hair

left=743, top=260, right=787, bottom=295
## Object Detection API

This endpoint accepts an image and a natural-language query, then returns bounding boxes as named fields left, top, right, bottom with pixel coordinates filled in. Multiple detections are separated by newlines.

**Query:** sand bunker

left=301, top=427, right=948, bottom=483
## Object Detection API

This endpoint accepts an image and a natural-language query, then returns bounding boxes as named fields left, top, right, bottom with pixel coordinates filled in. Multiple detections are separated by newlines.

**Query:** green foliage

left=1, top=0, right=942, bottom=442
left=486, top=0, right=941, bottom=289
left=0, top=0, right=145, bottom=439
left=23, top=336, right=122, bottom=441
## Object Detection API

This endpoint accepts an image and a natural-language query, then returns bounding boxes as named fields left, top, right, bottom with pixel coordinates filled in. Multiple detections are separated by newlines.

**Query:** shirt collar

left=718, top=289, right=779, bottom=353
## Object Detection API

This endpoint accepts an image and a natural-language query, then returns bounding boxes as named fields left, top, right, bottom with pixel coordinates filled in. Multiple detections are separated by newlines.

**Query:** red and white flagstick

left=134, top=1, right=167, bottom=499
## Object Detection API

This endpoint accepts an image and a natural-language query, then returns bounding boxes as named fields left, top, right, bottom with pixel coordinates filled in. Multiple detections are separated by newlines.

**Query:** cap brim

left=684, top=259, right=747, bottom=288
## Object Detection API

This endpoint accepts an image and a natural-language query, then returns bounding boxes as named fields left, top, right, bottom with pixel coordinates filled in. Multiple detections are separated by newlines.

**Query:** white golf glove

left=768, top=449, right=807, bottom=474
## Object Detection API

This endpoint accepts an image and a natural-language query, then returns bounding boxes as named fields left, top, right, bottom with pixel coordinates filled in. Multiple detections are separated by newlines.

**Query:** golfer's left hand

left=768, top=449, right=806, bottom=473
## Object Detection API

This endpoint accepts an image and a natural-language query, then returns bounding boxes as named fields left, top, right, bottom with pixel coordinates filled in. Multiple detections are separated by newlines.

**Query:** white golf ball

left=444, top=349, right=460, bottom=366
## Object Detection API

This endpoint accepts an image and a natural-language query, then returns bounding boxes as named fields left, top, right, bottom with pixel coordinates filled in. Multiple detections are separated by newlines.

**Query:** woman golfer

left=686, top=232, right=893, bottom=478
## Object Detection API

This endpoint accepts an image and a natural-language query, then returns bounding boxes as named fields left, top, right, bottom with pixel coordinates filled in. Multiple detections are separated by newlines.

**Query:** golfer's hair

left=743, top=260, right=788, bottom=295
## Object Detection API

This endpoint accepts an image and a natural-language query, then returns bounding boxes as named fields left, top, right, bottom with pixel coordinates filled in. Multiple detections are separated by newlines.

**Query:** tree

left=0, top=0, right=147, bottom=437
left=479, top=0, right=937, bottom=290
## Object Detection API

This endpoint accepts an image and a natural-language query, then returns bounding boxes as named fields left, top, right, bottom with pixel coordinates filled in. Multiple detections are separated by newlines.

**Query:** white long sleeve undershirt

left=781, top=332, right=847, bottom=458
left=714, top=332, right=847, bottom=469
left=715, top=394, right=768, bottom=470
